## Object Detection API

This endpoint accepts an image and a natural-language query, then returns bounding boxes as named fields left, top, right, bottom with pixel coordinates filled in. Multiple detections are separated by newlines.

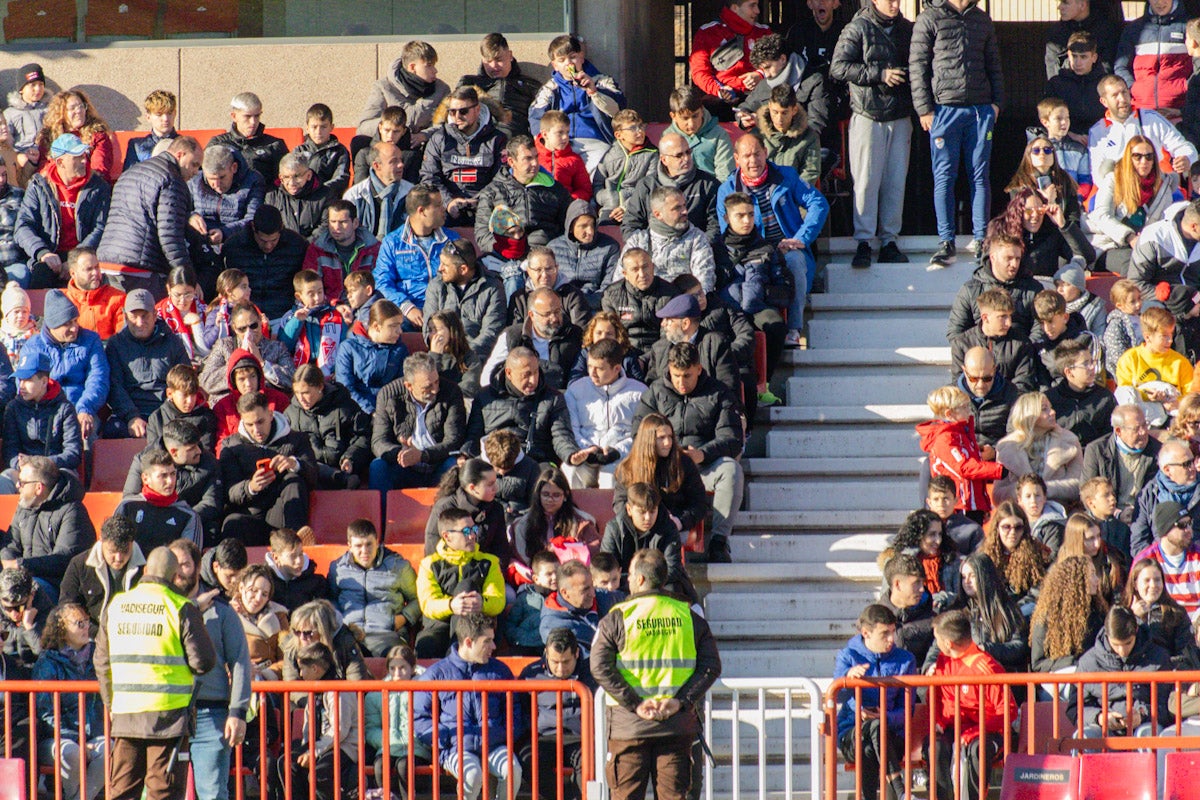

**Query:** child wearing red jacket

left=535, top=110, right=592, bottom=202
left=928, top=610, right=1018, bottom=800
left=917, top=386, right=1006, bottom=521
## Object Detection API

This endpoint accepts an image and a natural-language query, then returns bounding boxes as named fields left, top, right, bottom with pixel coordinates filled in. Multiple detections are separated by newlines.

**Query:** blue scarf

left=1155, top=471, right=1198, bottom=506
left=1115, top=436, right=1145, bottom=456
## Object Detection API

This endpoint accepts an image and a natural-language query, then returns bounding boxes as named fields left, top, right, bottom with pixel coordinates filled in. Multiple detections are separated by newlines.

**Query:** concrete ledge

left=762, top=405, right=931, bottom=425
left=782, top=347, right=951, bottom=367
left=733, top=510, right=909, bottom=531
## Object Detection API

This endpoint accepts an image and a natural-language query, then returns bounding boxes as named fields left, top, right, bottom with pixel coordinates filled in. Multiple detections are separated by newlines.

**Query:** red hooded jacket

left=212, top=348, right=291, bottom=448
left=916, top=417, right=1005, bottom=513
left=535, top=133, right=592, bottom=202
left=931, top=642, right=1018, bottom=744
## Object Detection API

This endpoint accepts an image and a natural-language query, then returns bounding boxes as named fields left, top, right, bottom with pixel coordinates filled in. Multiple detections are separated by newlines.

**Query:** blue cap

left=49, top=133, right=88, bottom=159
left=655, top=293, right=701, bottom=319
left=13, top=349, right=50, bottom=380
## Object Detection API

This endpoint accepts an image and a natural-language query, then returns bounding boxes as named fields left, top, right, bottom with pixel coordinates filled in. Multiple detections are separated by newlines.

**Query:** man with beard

left=481, top=287, right=583, bottom=392
left=420, top=86, right=507, bottom=226
left=622, top=187, right=717, bottom=293
left=456, top=33, right=541, bottom=138
left=644, top=293, right=739, bottom=391
left=115, top=449, right=203, bottom=553
left=622, top=132, right=720, bottom=241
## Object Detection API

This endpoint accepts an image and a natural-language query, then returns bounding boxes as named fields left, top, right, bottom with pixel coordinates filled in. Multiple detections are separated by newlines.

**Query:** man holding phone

left=829, top=0, right=915, bottom=270
left=218, top=390, right=317, bottom=546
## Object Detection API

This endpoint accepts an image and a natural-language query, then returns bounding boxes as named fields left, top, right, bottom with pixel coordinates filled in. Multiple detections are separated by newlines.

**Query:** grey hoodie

left=3, top=93, right=46, bottom=150
left=192, top=594, right=253, bottom=720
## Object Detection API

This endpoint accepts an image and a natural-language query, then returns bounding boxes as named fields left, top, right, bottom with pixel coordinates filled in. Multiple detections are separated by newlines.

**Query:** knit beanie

left=42, top=289, right=79, bottom=329
left=1, top=281, right=29, bottom=316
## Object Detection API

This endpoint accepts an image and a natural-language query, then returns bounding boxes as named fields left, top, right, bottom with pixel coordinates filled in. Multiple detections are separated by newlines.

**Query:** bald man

left=621, top=131, right=721, bottom=240
left=958, top=346, right=1019, bottom=449
left=342, top=140, right=414, bottom=238
left=1082, top=404, right=1161, bottom=523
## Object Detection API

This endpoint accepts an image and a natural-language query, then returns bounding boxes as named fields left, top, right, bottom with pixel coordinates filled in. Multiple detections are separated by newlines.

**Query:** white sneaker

left=784, top=329, right=804, bottom=348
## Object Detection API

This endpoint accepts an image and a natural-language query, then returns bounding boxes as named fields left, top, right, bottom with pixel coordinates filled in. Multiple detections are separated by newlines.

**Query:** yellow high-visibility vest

left=610, top=593, right=697, bottom=704
left=105, top=581, right=195, bottom=714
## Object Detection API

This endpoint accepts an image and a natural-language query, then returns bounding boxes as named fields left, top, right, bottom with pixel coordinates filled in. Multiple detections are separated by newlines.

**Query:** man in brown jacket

left=590, top=548, right=721, bottom=800
left=94, top=546, right=217, bottom=800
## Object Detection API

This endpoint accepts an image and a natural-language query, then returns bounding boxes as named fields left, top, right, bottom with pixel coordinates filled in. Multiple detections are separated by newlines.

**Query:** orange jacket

left=65, top=279, right=125, bottom=340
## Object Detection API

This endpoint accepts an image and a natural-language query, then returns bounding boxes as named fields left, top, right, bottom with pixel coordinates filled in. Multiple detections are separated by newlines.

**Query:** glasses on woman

left=1030, top=146, right=1054, bottom=156
left=292, top=628, right=319, bottom=640
left=997, top=523, right=1025, bottom=532
left=1131, top=151, right=1156, bottom=162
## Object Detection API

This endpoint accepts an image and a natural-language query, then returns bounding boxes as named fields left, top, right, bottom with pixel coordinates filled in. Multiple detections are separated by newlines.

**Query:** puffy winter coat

left=208, top=124, right=287, bottom=186
left=413, top=647, right=520, bottom=758
left=1127, top=202, right=1200, bottom=293
left=644, top=329, right=739, bottom=390
left=457, top=61, right=543, bottom=138
left=33, top=646, right=104, bottom=739
left=538, top=588, right=621, bottom=656
left=1090, top=170, right=1182, bottom=252
left=564, top=370, right=648, bottom=455
left=422, top=488, right=511, bottom=565
left=1045, top=379, right=1119, bottom=448
left=830, top=6, right=915, bottom=122
left=688, top=6, right=773, bottom=97
left=0, top=184, right=24, bottom=271
left=622, top=225, right=718, bottom=293
left=373, top=222, right=459, bottom=312
left=220, top=224, right=308, bottom=321
left=22, top=326, right=108, bottom=417
left=622, top=162, right=721, bottom=242
left=334, top=331, right=408, bottom=414
left=917, top=416, right=1005, bottom=513
left=1068, top=627, right=1173, bottom=727
left=473, top=167, right=572, bottom=252
left=834, top=633, right=917, bottom=738
left=419, top=112, right=507, bottom=203
left=962, top=373, right=1020, bottom=447
left=1, top=471, right=92, bottom=580
left=356, top=55, right=451, bottom=136
left=96, top=151, right=192, bottom=274
left=293, top=135, right=351, bottom=197
left=15, top=165, right=109, bottom=260
left=908, top=0, right=1004, bottom=116
left=994, top=426, right=1084, bottom=503
left=549, top=200, right=619, bottom=293
left=328, top=546, right=418, bottom=633
left=188, top=152, right=265, bottom=241
left=304, top=226, right=381, bottom=304
left=714, top=229, right=789, bottom=315
left=265, top=176, right=331, bottom=240
left=592, top=141, right=658, bottom=218
left=220, top=411, right=318, bottom=510
left=122, top=130, right=178, bottom=171
left=3, top=94, right=45, bottom=151
left=1115, top=1, right=1192, bottom=113
left=946, top=261, right=1045, bottom=339
left=371, top=375, right=466, bottom=468
left=420, top=267, right=507, bottom=360
left=535, top=133, right=592, bottom=201
left=529, top=62, right=625, bottom=144
left=737, top=53, right=830, bottom=135
left=755, top=105, right=821, bottom=187
left=600, top=276, right=675, bottom=351
left=462, top=363, right=579, bottom=465
left=633, top=372, right=744, bottom=466
left=2, top=379, right=80, bottom=470
left=105, top=319, right=191, bottom=422
left=600, top=512, right=696, bottom=603
left=283, top=380, right=370, bottom=473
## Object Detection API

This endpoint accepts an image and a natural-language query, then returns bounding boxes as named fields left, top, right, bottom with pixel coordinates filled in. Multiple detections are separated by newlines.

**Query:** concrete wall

left=0, top=35, right=556, bottom=131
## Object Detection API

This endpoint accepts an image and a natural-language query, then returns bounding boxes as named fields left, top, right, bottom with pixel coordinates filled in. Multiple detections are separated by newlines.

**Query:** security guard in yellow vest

left=94, top=546, right=217, bottom=800
left=590, top=548, right=721, bottom=800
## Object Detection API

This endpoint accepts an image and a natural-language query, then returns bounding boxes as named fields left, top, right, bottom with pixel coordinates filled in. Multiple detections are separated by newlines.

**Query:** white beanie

left=1, top=281, right=29, bottom=316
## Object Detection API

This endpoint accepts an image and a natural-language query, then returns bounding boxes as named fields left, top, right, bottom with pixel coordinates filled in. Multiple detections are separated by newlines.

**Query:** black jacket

left=879, top=590, right=936, bottom=666
left=700, top=296, right=756, bottom=367
left=506, top=282, right=592, bottom=329
left=267, top=552, right=330, bottom=613
left=422, top=487, right=512, bottom=567
left=600, top=511, right=696, bottom=603
left=1045, top=379, right=1118, bottom=448
left=738, top=57, right=831, bottom=135
left=96, top=151, right=192, bottom=274
left=1046, top=67, right=1108, bottom=135
left=959, top=372, right=1019, bottom=447
left=1081, top=433, right=1162, bottom=515
left=457, top=62, right=542, bottom=138
left=473, top=168, right=572, bottom=252
left=1021, top=215, right=1096, bottom=278
left=59, top=542, right=144, bottom=630
left=420, top=118, right=507, bottom=203
left=613, top=454, right=708, bottom=534
left=644, top=329, right=740, bottom=392
left=462, top=364, right=579, bottom=465
left=1067, top=627, right=1173, bottom=727
left=909, top=0, right=1004, bottom=116
left=265, top=176, right=331, bottom=240
left=633, top=372, right=744, bottom=467
left=123, top=449, right=224, bottom=540
left=283, top=381, right=371, bottom=474
left=1044, top=10, right=1122, bottom=79
left=219, top=412, right=318, bottom=511
left=210, top=124, right=289, bottom=185
left=144, top=396, right=218, bottom=453
left=950, top=326, right=1043, bottom=394
left=105, top=319, right=191, bottom=423
left=601, top=277, right=675, bottom=352
left=220, top=225, right=308, bottom=320
left=0, top=471, right=93, bottom=580
left=621, top=164, right=721, bottom=242
left=947, top=262, right=1045, bottom=339
left=498, top=321, right=584, bottom=392
left=830, top=6, right=915, bottom=122
left=371, top=376, right=467, bottom=468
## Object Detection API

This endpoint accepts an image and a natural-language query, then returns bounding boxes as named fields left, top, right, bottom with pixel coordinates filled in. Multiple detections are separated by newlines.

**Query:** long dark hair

left=892, top=509, right=957, bottom=566
left=960, top=553, right=1024, bottom=645
left=526, top=467, right=581, bottom=545
left=435, top=458, right=494, bottom=501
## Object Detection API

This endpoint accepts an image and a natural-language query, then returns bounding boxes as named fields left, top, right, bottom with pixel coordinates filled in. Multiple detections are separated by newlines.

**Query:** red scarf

left=142, top=486, right=179, bottom=507
left=1139, top=173, right=1157, bottom=208
left=495, top=235, right=528, bottom=261
left=740, top=168, right=769, bottom=188
left=156, top=296, right=207, bottom=360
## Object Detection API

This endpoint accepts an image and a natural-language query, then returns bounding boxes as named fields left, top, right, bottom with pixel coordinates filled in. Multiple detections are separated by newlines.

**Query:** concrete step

left=781, top=347, right=952, bottom=369
left=766, top=427, right=922, bottom=459
left=720, top=647, right=840, bottom=680
left=785, top=373, right=945, bottom=407
left=729, top=533, right=892, bottom=563
left=746, top=478, right=917, bottom=511
left=807, top=315, right=950, bottom=349
left=705, top=561, right=881, bottom=584
left=733, top=509, right=909, bottom=532
left=821, top=234, right=974, bottom=254
left=762, top=405, right=930, bottom=426
left=710, top=618, right=857, bottom=641
left=810, top=292, right=956, bottom=313
left=826, top=260, right=977, bottom=293
left=706, top=590, right=876, bottom=621
left=745, top=456, right=924, bottom=478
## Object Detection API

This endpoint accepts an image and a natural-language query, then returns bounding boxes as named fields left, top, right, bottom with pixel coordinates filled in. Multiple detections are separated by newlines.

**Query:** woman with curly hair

left=980, top=501, right=1049, bottom=615
left=33, top=602, right=105, bottom=799
left=568, top=310, right=646, bottom=384
left=1030, top=555, right=1106, bottom=672
left=1124, top=557, right=1197, bottom=667
left=613, top=414, right=708, bottom=536
left=1090, top=135, right=1182, bottom=274
left=1005, top=136, right=1093, bottom=269
left=989, top=184, right=1094, bottom=277
left=1058, top=512, right=1129, bottom=606
left=994, top=391, right=1084, bottom=504
left=922, top=553, right=1029, bottom=675
left=509, top=467, right=600, bottom=580
left=877, top=509, right=960, bottom=612
left=35, top=89, right=114, bottom=182
left=1167, top=393, right=1200, bottom=458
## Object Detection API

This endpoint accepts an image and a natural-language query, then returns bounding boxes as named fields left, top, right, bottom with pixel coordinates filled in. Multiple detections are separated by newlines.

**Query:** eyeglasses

left=662, top=149, right=693, bottom=159
left=1131, top=152, right=1156, bottom=162
left=14, top=480, right=39, bottom=489
left=1068, top=360, right=1097, bottom=371
left=0, top=602, right=26, bottom=614
left=292, top=628, right=319, bottom=640
left=997, top=523, right=1025, bottom=532
left=617, top=124, right=647, bottom=133
left=540, top=490, right=566, bottom=501
left=448, top=525, right=481, bottom=538
left=964, top=373, right=995, bottom=383
left=67, top=618, right=89, bottom=630
left=447, top=104, right=478, bottom=117
left=1178, top=519, right=1194, bottom=529
left=232, top=324, right=254, bottom=335
left=1030, top=146, right=1054, bottom=156
left=1165, top=461, right=1198, bottom=470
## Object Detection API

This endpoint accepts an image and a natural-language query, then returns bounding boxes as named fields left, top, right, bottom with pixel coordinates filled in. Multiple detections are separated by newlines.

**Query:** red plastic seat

left=400, top=332, right=427, bottom=354
left=4, top=0, right=76, bottom=41
left=385, top=488, right=439, bottom=545
left=1086, top=272, right=1119, bottom=314
left=162, top=0, right=237, bottom=35
left=573, top=488, right=615, bottom=535
left=82, top=491, right=123, bottom=533
left=246, top=546, right=268, bottom=565
left=1164, top=752, right=1200, bottom=800
left=1000, top=754, right=1079, bottom=800
left=26, top=289, right=47, bottom=318
left=1017, top=700, right=1077, bottom=755
left=1078, top=752, right=1155, bottom=800
left=0, top=759, right=27, bottom=800
left=90, top=437, right=145, bottom=491
left=176, top=129, right=226, bottom=149
left=308, top=490, right=382, bottom=543
left=303, top=544, right=345, bottom=578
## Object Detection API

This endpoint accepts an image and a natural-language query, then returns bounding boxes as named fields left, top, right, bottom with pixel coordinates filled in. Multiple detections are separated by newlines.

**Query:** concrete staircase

left=693, top=236, right=976, bottom=798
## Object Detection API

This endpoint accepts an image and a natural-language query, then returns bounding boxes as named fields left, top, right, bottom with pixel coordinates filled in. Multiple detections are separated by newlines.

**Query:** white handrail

left=592, top=677, right=825, bottom=800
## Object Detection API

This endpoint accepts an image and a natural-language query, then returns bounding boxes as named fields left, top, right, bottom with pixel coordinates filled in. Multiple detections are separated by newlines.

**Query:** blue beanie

left=42, top=289, right=79, bottom=329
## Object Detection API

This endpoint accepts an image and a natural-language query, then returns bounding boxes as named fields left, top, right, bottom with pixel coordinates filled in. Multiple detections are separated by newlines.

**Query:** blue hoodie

left=333, top=330, right=409, bottom=414
left=413, top=647, right=526, bottom=757
left=833, top=633, right=917, bottom=738
left=23, top=325, right=108, bottom=418
left=530, top=61, right=626, bottom=144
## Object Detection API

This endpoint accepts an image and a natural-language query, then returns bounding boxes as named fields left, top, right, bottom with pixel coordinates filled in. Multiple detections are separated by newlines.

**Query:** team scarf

left=156, top=296, right=208, bottom=361
left=292, top=306, right=344, bottom=377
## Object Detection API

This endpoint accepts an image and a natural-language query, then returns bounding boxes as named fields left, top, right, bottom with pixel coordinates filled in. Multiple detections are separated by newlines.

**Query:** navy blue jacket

left=15, top=169, right=110, bottom=260
left=833, top=634, right=917, bottom=738
left=97, top=151, right=193, bottom=274
left=104, top=319, right=191, bottom=423
left=2, top=380, right=80, bottom=470
left=413, top=648, right=526, bottom=757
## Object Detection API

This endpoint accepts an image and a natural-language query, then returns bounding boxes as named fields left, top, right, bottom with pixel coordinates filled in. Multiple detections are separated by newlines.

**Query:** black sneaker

left=851, top=241, right=871, bottom=268
left=926, top=241, right=956, bottom=271
left=705, top=537, right=732, bottom=563
left=878, top=241, right=909, bottom=263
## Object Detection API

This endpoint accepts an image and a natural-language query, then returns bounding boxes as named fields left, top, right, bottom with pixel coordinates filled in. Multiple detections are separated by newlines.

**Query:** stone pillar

left=574, top=0, right=677, bottom=121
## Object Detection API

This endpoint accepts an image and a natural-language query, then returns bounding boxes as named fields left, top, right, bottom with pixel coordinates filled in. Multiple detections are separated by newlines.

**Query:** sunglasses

left=1030, top=146, right=1054, bottom=156
left=1131, top=152, right=1156, bottom=162
left=447, top=104, right=478, bottom=117
left=292, top=628, right=319, bottom=640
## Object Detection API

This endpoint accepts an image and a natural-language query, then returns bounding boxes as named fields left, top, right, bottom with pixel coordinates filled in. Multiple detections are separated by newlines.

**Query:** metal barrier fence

left=0, top=678, right=594, bottom=800
left=593, top=677, right=825, bottom=800
left=824, top=670, right=1200, bottom=800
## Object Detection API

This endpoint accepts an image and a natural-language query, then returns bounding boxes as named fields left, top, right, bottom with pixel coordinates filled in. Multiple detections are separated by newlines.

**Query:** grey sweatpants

left=849, top=114, right=912, bottom=245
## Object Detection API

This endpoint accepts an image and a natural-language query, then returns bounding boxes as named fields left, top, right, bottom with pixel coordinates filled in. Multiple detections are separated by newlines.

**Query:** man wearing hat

left=1054, top=264, right=1107, bottom=340
left=644, top=292, right=739, bottom=392
left=102, top=289, right=191, bottom=439
left=12, top=132, right=110, bottom=289
left=0, top=348, right=81, bottom=484
left=1131, top=439, right=1200, bottom=554
left=21, top=289, right=107, bottom=440
left=221, top=204, right=308, bottom=324
left=1133, top=498, right=1200, bottom=616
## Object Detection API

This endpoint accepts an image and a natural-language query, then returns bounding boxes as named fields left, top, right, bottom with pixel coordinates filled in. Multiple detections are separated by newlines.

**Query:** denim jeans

left=368, top=456, right=456, bottom=492
left=929, top=104, right=995, bottom=242
left=191, top=706, right=232, bottom=800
